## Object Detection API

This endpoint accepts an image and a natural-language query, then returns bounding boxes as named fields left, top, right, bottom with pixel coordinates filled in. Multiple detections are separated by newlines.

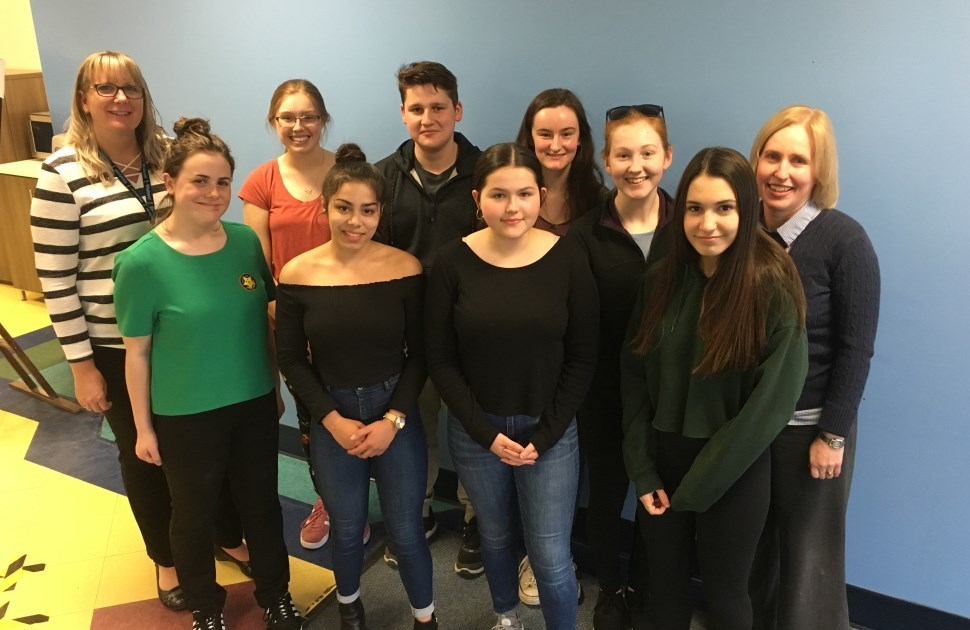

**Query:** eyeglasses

left=92, top=83, right=145, bottom=99
left=605, top=104, right=665, bottom=121
left=275, top=114, right=323, bottom=127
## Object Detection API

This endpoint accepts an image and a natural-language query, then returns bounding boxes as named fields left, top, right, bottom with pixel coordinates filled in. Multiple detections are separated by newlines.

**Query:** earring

left=475, top=207, right=484, bottom=220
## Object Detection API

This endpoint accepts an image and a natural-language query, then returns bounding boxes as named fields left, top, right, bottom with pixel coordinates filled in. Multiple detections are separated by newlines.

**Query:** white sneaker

left=518, top=557, right=539, bottom=606
left=492, top=611, right=525, bottom=630
left=517, top=556, right=583, bottom=606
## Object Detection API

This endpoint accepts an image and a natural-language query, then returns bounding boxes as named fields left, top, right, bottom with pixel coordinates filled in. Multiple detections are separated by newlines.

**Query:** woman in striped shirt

left=29, top=51, right=245, bottom=612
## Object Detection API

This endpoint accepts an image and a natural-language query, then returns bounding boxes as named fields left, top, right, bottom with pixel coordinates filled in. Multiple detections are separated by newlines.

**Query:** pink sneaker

left=300, top=498, right=330, bottom=549
left=363, top=522, right=371, bottom=545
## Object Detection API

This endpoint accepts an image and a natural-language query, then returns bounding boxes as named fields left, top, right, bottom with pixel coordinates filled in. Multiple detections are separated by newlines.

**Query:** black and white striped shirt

left=30, top=146, right=165, bottom=362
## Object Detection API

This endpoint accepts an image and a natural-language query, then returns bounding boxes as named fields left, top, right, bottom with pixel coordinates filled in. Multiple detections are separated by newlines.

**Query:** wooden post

left=0, top=323, right=81, bottom=413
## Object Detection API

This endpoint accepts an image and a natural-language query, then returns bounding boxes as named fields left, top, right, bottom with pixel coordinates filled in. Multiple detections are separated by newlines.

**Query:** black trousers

left=750, top=424, right=856, bottom=630
left=639, top=431, right=771, bottom=630
left=93, top=347, right=243, bottom=568
left=578, top=398, right=647, bottom=593
left=155, top=390, right=289, bottom=613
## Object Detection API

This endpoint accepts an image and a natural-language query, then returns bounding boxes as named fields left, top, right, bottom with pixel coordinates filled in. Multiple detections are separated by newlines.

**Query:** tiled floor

left=0, top=285, right=336, bottom=629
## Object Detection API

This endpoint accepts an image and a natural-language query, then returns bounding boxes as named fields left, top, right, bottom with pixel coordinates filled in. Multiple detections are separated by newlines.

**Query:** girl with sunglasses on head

left=565, top=103, right=674, bottom=629
left=621, top=147, right=808, bottom=630
left=276, top=143, right=436, bottom=630
left=30, top=51, right=246, bottom=614
left=115, top=118, right=304, bottom=630
left=425, top=143, right=598, bottom=630
left=239, top=80, right=368, bottom=552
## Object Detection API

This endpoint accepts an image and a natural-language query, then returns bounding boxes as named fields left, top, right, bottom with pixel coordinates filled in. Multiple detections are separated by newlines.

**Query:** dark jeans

left=578, top=398, right=647, bottom=593
left=310, top=375, right=433, bottom=615
left=92, top=346, right=242, bottom=569
left=449, top=413, right=579, bottom=630
left=640, top=431, right=771, bottom=630
left=750, top=424, right=856, bottom=630
left=155, top=390, right=289, bottom=614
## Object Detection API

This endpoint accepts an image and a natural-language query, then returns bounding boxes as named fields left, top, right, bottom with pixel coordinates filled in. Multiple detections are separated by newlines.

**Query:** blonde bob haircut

left=67, top=51, right=167, bottom=184
left=749, top=105, right=839, bottom=209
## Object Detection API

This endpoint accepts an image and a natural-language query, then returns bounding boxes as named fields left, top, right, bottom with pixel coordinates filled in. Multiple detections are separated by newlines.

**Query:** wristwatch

left=818, top=432, right=846, bottom=449
left=384, top=411, right=406, bottom=430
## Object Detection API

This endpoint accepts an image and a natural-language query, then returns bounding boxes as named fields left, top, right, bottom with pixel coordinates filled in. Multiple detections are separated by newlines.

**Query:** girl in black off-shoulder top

left=275, top=145, right=438, bottom=630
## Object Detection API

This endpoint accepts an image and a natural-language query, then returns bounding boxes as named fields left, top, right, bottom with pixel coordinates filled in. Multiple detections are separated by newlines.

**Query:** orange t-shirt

left=238, top=158, right=331, bottom=280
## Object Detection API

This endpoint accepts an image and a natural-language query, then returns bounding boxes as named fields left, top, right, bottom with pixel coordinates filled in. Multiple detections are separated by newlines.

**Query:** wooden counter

left=0, top=159, right=43, bottom=293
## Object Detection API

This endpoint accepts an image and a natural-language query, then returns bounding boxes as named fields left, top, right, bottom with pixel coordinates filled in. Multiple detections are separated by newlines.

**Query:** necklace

left=157, top=219, right=223, bottom=238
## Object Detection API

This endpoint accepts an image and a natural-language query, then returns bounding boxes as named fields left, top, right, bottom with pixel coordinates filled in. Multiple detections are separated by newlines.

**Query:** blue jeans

left=448, top=412, right=579, bottom=630
left=309, top=374, right=433, bottom=616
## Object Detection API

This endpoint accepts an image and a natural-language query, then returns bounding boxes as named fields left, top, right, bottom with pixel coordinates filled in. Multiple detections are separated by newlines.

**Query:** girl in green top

left=115, top=118, right=304, bottom=630
left=621, top=147, right=808, bottom=630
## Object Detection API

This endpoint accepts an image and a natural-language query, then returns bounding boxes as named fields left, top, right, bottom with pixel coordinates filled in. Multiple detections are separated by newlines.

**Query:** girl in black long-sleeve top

left=425, top=143, right=597, bottom=630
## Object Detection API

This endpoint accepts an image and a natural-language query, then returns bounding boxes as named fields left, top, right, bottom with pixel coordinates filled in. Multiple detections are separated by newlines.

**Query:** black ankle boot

left=338, top=598, right=369, bottom=630
left=413, top=613, right=438, bottom=629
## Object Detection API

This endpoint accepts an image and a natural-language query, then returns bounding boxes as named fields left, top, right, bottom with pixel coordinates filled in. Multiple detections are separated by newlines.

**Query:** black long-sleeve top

left=567, top=189, right=674, bottom=412
left=425, top=238, right=599, bottom=456
left=276, top=275, right=426, bottom=422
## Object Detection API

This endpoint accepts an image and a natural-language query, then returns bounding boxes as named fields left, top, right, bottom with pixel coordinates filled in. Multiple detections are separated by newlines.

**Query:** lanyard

left=101, top=150, right=155, bottom=220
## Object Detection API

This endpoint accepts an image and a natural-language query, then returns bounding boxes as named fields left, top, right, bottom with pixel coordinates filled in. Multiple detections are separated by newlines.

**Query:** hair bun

left=335, top=143, right=367, bottom=165
left=172, top=117, right=211, bottom=139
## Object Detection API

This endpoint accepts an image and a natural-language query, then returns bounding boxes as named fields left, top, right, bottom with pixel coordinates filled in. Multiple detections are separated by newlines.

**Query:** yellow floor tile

left=0, top=284, right=50, bottom=337
left=36, top=610, right=94, bottom=630
left=1, top=286, right=338, bottom=626
left=95, top=551, right=156, bottom=608
left=3, top=556, right=103, bottom=617
left=103, top=495, right=147, bottom=558
left=288, top=555, right=335, bottom=613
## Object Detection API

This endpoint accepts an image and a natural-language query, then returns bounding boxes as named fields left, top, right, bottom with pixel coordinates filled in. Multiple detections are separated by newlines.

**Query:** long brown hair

left=631, top=147, right=805, bottom=374
left=515, top=88, right=603, bottom=221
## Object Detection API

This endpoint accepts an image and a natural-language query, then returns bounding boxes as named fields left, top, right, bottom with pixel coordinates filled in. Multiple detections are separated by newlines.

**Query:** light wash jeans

left=448, top=412, right=579, bottom=630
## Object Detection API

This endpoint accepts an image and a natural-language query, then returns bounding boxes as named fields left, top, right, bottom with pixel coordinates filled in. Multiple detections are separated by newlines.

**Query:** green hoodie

left=621, top=263, right=808, bottom=512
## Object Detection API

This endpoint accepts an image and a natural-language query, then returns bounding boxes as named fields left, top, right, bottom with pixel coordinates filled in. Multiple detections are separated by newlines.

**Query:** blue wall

left=30, top=0, right=970, bottom=618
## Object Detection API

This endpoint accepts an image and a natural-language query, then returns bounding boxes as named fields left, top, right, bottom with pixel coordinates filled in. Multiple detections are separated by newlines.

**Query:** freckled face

left=604, top=120, right=672, bottom=202
left=164, top=151, right=233, bottom=226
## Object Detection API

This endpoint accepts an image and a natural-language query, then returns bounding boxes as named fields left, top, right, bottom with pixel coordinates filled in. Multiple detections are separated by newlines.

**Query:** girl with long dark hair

left=621, top=147, right=808, bottom=630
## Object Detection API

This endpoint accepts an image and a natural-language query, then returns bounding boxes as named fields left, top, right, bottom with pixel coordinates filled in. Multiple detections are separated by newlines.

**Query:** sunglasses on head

left=605, top=104, right=665, bottom=121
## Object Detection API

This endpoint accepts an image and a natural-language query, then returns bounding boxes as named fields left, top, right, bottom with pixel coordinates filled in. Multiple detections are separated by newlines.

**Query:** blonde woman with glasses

left=30, top=51, right=245, bottom=614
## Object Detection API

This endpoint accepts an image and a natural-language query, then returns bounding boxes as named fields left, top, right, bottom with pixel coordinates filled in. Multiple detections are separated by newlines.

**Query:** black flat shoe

left=213, top=545, right=254, bottom=578
left=338, top=598, right=369, bottom=630
left=156, top=564, right=187, bottom=611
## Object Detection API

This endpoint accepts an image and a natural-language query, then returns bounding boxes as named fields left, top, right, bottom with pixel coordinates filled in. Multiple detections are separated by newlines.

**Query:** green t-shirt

left=113, top=221, right=276, bottom=415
